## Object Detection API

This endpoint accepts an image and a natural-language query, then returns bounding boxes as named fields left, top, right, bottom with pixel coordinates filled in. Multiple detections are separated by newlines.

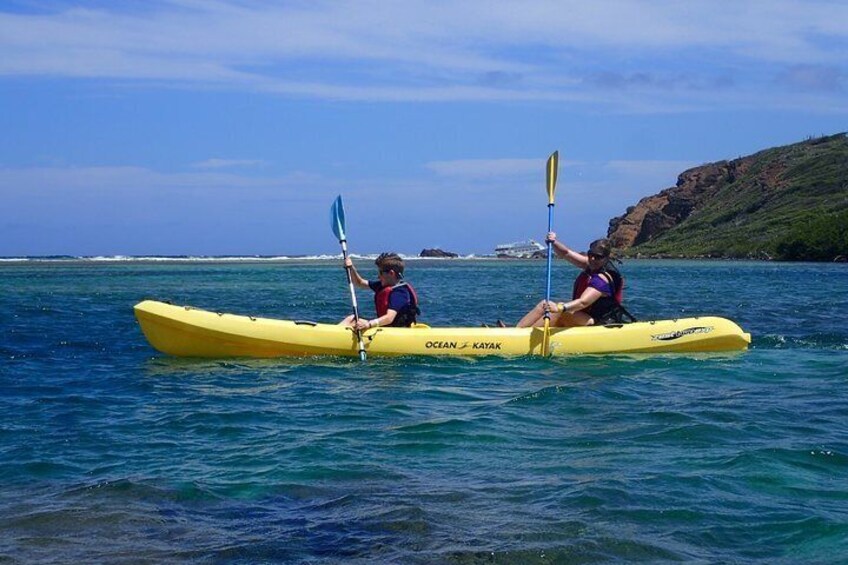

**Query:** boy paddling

left=339, top=252, right=420, bottom=330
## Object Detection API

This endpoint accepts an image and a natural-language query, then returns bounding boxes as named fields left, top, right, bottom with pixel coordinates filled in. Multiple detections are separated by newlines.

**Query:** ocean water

left=1, top=259, right=846, bottom=563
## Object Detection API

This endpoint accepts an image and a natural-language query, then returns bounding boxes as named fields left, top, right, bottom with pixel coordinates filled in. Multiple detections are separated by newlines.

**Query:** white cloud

left=1, top=1, right=847, bottom=109
left=426, top=157, right=586, bottom=178
left=426, top=158, right=541, bottom=177
left=776, top=64, right=845, bottom=92
left=0, top=165, right=312, bottom=193
left=424, top=157, right=696, bottom=194
left=191, top=158, right=265, bottom=169
left=605, top=160, right=698, bottom=182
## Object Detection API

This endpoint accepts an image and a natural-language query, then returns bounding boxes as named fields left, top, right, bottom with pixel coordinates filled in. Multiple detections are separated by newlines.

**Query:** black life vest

left=572, top=268, right=624, bottom=304
left=572, top=267, right=635, bottom=324
left=374, top=281, right=420, bottom=327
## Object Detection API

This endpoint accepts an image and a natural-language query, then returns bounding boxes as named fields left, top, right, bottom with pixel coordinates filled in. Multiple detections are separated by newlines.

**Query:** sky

left=1, top=0, right=846, bottom=257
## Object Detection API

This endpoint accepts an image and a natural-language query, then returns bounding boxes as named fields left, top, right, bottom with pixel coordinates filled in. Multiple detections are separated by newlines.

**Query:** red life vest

left=572, top=270, right=624, bottom=304
left=374, top=281, right=419, bottom=323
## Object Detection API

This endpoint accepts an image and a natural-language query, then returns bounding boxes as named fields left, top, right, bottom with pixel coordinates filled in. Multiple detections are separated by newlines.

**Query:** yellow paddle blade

left=546, top=151, right=559, bottom=205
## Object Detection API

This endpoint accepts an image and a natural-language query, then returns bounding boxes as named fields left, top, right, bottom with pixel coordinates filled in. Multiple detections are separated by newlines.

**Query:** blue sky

left=1, top=0, right=846, bottom=256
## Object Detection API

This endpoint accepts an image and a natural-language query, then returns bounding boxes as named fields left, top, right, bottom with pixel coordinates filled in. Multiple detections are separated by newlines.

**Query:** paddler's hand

left=353, top=318, right=374, bottom=331
left=546, top=231, right=557, bottom=243
left=344, top=257, right=353, bottom=268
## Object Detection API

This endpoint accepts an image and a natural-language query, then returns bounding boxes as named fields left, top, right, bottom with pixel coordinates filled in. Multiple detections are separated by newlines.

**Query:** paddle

left=541, top=151, right=559, bottom=357
left=330, top=195, right=367, bottom=361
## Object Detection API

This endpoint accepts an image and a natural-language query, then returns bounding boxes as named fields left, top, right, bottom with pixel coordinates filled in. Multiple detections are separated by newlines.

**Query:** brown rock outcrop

left=608, top=161, right=742, bottom=248
left=419, top=248, right=459, bottom=258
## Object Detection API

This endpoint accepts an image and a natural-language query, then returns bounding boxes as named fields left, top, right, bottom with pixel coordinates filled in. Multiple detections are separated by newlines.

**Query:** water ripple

left=2, top=261, right=848, bottom=562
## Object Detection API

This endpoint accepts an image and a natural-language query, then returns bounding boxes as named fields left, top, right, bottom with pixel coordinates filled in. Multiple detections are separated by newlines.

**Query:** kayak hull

left=134, top=300, right=751, bottom=358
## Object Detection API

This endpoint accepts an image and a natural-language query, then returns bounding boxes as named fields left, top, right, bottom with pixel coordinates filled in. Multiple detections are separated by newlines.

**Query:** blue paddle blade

left=330, top=195, right=347, bottom=241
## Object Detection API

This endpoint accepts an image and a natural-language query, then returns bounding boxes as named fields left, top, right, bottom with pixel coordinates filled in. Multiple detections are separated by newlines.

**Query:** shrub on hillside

left=774, top=209, right=848, bottom=261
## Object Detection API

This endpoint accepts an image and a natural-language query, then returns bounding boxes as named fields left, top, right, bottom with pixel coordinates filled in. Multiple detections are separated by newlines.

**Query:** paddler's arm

left=551, top=287, right=602, bottom=314
left=547, top=232, right=589, bottom=269
left=354, top=309, right=397, bottom=330
left=344, top=258, right=370, bottom=289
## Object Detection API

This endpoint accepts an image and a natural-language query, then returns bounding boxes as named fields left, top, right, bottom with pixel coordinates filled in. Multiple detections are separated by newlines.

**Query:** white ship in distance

left=494, top=239, right=546, bottom=258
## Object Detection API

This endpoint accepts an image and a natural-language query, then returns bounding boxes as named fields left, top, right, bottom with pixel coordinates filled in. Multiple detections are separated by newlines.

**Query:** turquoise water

left=1, top=259, right=847, bottom=563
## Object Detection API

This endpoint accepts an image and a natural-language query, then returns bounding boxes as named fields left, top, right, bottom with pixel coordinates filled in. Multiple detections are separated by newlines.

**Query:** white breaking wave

left=0, top=254, right=486, bottom=262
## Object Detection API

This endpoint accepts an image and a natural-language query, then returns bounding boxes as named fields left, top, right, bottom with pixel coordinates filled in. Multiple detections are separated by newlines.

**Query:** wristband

left=558, top=302, right=567, bottom=313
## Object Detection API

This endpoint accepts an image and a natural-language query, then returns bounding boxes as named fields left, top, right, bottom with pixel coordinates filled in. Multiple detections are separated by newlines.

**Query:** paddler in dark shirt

left=339, top=252, right=420, bottom=329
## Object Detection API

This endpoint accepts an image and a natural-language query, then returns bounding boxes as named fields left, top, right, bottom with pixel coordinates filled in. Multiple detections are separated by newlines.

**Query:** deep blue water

left=1, top=259, right=847, bottom=563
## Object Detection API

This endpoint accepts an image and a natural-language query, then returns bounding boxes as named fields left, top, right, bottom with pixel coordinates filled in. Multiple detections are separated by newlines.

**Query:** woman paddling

left=514, top=233, right=633, bottom=328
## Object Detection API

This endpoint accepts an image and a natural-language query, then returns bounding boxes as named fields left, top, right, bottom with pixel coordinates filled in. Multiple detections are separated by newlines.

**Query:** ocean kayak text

left=424, top=341, right=503, bottom=350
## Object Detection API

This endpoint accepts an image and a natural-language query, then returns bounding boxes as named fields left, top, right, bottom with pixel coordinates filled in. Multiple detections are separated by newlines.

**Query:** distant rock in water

left=606, top=133, right=848, bottom=261
left=419, top=248, right=459, bottom=258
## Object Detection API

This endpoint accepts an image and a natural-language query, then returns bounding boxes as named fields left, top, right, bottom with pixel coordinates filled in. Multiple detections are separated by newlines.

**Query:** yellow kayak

left=134, top=300, right=751, bottom=358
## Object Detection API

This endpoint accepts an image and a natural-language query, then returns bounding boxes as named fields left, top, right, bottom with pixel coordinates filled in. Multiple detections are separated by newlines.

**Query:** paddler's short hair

left=375, top=252, right=405, bottom=276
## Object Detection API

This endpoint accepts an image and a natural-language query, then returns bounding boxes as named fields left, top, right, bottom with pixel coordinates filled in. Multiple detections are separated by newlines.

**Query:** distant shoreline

left=1, top=255, right=842, bottom=264
left=0, top=254, right=488, bottom=263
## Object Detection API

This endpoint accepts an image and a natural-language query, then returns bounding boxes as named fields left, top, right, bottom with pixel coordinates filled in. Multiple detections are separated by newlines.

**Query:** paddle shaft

left=544, top=203, right=555, bottom=312
left=540, top=151, right=559, bottom=357
left=541, top=203, right=555, bottom=356
left=340, top=239, right=367, bottom=361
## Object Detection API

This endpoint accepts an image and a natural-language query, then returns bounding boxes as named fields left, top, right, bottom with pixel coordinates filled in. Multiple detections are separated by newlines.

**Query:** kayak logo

left=425, top=341, right=502, bottom=350
left=425, top=341, right=465, bottom=349
left=651, top=326, right=713, bottom=341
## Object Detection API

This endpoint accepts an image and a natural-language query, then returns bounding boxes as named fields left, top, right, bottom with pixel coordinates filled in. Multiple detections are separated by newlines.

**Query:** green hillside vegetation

left=774, top=208, right=848, bottom=261
left=624, top=133, right=848, bottom=261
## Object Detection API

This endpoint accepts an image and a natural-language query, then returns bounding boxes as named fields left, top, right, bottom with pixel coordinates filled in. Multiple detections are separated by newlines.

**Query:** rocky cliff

left=606, top=133, right=848, bottom=260
left=608, top=162, right=738, bottom=249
